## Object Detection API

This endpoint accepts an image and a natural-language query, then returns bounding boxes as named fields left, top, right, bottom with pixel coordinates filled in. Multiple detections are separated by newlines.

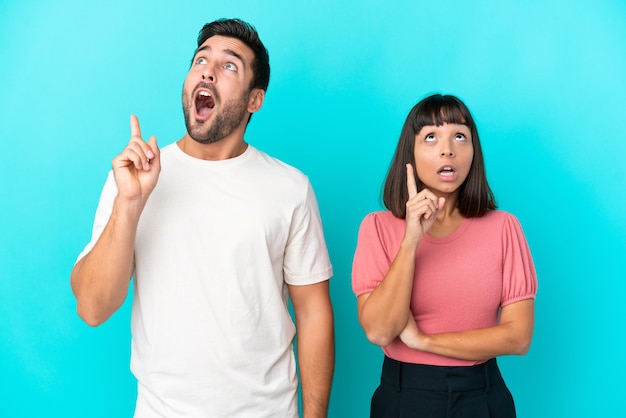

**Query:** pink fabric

left=352, top=210, right=537, bottom=366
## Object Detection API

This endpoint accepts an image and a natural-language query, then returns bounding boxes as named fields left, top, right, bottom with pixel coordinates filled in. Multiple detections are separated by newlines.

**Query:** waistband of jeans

left=380, top=356, right=504, bottom=392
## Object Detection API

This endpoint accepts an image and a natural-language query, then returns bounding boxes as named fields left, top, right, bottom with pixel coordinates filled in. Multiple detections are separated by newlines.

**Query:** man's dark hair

left=383, top=94, right=497, bottom=218
left=196, top=18, right=270, bottom=92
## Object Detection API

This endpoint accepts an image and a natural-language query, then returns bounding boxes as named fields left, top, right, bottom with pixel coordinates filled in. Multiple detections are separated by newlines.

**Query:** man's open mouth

left=195, top=90, right=215, bottom=117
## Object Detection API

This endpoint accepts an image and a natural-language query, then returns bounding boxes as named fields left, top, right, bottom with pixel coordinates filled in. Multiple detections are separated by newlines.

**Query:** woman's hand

left=404, top=164, right=445, bottom=245
left=399, top=313, right=428, bottom=351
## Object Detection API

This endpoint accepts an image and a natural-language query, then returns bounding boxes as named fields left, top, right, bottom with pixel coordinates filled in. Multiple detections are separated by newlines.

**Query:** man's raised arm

left=71, top=115, right=160, bottom=326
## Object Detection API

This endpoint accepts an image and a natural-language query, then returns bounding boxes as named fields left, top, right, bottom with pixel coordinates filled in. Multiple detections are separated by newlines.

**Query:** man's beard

left=182, top=87, right=250, bottom=145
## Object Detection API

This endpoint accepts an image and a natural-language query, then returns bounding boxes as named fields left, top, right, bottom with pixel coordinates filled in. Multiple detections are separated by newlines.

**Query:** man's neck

left=177, top=134, right=248, bottom=161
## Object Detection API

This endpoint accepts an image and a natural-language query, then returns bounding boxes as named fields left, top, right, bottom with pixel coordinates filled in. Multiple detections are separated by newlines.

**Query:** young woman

left=352, top=94, right=537, bottom=417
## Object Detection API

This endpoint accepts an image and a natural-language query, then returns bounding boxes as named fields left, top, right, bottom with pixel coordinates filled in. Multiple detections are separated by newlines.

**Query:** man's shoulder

left=249, top=146, right=309, bottom=182
left=158, top=142, right=180, bottom=157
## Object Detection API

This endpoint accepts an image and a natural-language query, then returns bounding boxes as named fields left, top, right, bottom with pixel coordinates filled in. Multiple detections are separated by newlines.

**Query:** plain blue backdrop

left=1, top=0, right=625, bottom=416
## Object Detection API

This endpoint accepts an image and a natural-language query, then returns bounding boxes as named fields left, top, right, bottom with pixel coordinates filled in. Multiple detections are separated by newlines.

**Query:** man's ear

left=247, top=88, right=265, bottom=114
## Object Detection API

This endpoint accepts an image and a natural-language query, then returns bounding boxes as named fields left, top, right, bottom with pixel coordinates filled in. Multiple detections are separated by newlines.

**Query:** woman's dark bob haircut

left=383, top=94, right=496, bottom=218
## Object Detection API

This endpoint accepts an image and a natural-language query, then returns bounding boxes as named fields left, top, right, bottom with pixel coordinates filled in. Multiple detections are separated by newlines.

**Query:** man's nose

left=202, top=66, right=215, bottom=82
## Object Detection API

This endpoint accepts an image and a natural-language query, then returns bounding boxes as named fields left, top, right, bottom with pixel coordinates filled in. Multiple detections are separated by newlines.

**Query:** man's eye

left=224, top=63, right=237, bottom=71
left=196, top=57, right=207, bottom=65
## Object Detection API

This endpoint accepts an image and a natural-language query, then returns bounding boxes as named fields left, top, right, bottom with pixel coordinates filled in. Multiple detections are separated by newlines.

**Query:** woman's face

left=413, top=123, right=474, bottom=196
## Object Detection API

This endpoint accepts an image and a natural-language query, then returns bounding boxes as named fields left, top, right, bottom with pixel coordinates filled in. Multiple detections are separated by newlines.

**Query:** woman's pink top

left=352, top=210, right=538, bottom=366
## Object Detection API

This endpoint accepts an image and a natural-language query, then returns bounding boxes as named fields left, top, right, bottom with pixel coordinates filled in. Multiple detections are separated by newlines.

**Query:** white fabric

left=78, top=143, right=333, bottom=417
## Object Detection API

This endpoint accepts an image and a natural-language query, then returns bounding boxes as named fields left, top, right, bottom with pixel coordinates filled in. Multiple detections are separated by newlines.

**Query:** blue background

left=1, top=0, right=625, bottom=416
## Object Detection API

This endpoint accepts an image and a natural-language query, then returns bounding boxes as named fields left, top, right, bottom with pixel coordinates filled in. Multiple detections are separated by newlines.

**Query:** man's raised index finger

left=406, top=163, right=418, bottom=198
left=130, top=114, right=142, bottom=139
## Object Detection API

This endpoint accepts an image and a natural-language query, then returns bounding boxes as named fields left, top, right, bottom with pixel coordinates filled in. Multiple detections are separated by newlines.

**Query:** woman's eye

left=425, top=134, right=436, bottom=142
left=455, top=133, right=467, bottom=141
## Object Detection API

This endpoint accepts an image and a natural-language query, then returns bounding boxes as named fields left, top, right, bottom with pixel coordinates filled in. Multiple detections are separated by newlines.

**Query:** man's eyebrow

left=193, top=45, right=210, bottom=57
left=193, top=46, right=245, bottom=65
left=223, top=49, right=244, bottom=64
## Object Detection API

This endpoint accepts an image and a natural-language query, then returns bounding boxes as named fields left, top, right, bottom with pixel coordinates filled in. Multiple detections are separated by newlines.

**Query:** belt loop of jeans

left=395, top=357, right=402, bottom=392
left=484, top=360, right=491, bottom=393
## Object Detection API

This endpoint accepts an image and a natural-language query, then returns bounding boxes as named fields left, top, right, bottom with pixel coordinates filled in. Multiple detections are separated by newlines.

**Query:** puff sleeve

left=501, top=213, right=538, bottom=306
left=352, top=212, right=397, bottom=296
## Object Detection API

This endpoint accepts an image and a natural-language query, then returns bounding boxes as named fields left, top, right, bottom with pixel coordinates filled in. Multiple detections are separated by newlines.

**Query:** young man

left=71, top=18, right=334, bottom=418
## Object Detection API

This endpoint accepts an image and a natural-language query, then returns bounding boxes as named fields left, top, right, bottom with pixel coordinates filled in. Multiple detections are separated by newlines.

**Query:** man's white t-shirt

left=78, top=143, right=333, bottom=417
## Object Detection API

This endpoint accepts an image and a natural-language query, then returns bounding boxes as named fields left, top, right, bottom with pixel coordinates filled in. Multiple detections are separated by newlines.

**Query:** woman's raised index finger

left=406, top=164, right=418, bottom=198
left=130, top=114, right=142, bottom=139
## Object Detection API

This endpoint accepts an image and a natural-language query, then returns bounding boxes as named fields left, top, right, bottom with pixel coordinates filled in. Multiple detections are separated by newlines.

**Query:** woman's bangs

left=413, top=98, right=468, bottom=131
